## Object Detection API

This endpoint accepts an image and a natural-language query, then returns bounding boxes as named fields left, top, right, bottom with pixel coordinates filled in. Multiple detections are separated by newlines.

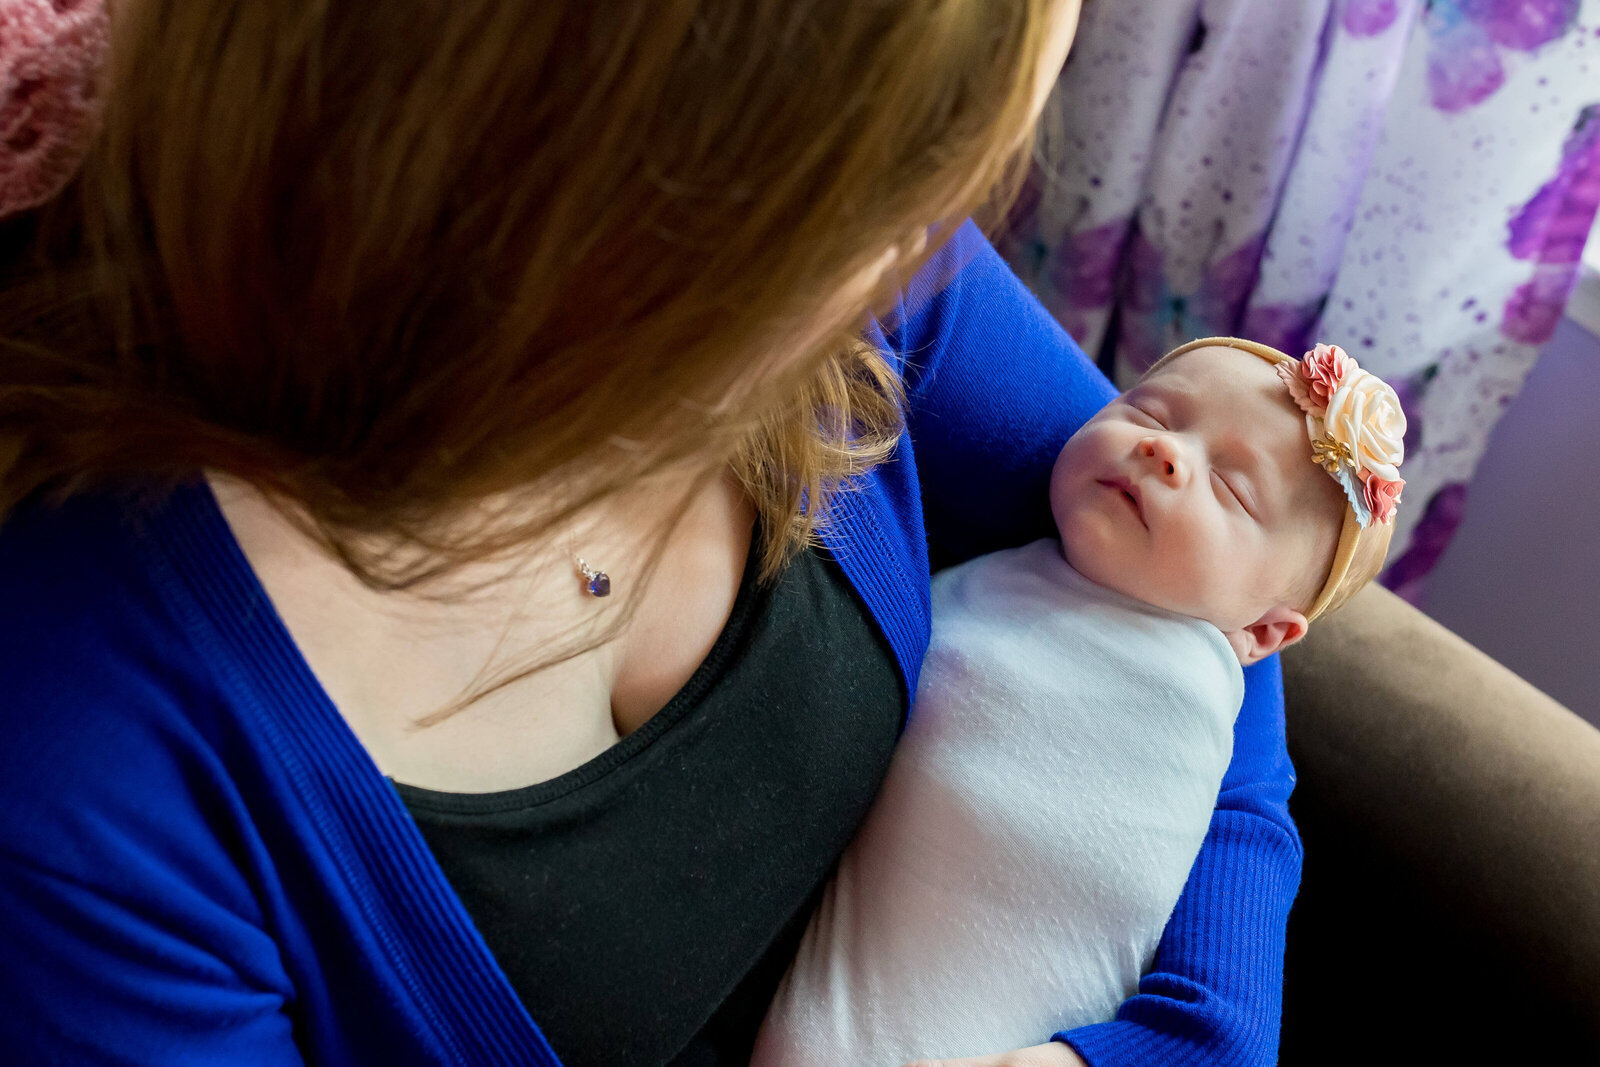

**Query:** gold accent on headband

left=1311, top=438, right=1353, bottom=474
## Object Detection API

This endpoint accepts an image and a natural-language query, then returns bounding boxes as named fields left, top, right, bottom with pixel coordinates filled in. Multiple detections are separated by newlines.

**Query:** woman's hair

left=0, top=0, right=1062, bottom=592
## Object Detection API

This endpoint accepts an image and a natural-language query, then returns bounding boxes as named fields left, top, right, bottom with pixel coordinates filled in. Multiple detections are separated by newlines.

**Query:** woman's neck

left=205, top=466, right=756, bottom=790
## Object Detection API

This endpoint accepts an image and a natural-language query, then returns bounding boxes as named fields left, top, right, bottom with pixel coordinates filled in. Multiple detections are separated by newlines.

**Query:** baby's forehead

left=1132, top=345, right=1296, bottom=414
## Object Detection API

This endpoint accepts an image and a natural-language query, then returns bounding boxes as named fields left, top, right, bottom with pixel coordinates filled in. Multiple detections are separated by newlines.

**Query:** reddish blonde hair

left=0, top=0, right=1063, bottom=588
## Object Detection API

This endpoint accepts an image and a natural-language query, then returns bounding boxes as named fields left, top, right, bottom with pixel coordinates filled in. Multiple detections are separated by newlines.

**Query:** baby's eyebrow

left=1132, top=378, right=1192, bottom=403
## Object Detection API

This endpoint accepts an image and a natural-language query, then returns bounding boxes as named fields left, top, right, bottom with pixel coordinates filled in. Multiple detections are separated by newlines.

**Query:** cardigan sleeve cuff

left=1055, top=1022, right=1238, bottom=1067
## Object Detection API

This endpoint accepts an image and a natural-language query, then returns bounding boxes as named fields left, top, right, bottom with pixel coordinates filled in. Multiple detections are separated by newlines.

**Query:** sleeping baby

left=751, top=336, right=1408, bottom=1065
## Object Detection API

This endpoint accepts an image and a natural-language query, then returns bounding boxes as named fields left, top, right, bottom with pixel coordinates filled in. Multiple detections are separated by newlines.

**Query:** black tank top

left=393, top=533, right=905, bottom=1067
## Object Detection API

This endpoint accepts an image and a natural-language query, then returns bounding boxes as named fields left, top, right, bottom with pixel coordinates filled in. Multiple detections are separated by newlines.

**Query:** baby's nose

left=1139, top=436, right=1186, bottom=484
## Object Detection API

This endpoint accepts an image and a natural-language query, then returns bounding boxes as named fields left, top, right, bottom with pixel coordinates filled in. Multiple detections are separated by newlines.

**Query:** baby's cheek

left=1046, top=441, right=1082, bottom=525
left=1210, top=532, right=1284, bottom=624
left=1169, top=527, right=1246, bottom=620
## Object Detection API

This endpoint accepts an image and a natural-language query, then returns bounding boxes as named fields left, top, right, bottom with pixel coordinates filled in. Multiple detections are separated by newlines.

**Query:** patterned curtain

left=1000, top=0, right=1600, bottom=599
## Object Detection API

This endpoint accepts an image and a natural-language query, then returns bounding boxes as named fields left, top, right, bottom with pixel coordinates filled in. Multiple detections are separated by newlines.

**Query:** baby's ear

left=1224, top=604, right=1309, bottom=666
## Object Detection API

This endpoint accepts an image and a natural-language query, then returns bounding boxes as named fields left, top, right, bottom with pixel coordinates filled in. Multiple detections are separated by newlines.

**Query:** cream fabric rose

left=1321, top=368, right=1406, bottom=482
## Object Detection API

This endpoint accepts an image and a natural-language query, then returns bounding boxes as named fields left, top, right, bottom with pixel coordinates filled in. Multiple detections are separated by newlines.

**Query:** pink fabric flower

left=0, top=0, right=109, bottom=218
left=1300, top=343, right=1355, bottom=405
left=1363, top=472, right=1405, bottom=525
left=1274, top=340, right=1409, bottom=526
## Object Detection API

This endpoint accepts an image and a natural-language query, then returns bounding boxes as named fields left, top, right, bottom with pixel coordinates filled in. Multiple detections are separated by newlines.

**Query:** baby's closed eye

left=1126, top=401, right=1166, bottom=427
left=1214, top=470, right=1257, bottom=518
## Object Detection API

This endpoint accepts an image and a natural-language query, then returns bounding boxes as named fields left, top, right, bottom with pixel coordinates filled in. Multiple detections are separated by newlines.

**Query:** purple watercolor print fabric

left=1427, top=0, right=1581, bottom=112
left=1000, top=0, right=1600, bottom=598
left=1501, top=104, right=1600, bottom=344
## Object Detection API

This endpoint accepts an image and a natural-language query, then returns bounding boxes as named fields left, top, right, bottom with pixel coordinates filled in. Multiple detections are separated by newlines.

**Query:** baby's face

left=1050, top=345, right=1343, bottom=642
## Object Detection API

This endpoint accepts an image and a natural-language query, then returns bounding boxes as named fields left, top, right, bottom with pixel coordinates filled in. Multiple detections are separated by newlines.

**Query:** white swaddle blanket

left=751, top=538, right=1244, bottom=1066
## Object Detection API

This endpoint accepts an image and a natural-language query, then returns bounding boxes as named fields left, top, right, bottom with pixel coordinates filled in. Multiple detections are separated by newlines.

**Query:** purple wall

left=1420, top=311, right=1600, bottom=728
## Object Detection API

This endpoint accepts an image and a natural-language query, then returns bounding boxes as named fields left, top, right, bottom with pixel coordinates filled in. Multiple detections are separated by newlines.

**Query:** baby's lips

left=1097, top=477, right=1146, bottom=528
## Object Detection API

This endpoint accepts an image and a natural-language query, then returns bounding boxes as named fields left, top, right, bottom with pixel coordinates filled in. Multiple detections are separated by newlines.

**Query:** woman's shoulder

left=2, top=484, right=203, bottom=683
left=0, top=490, right=310, bottom=1060
left=1, top=485, right=291, bottom=961
left=0, top=486, right=244, bottom=821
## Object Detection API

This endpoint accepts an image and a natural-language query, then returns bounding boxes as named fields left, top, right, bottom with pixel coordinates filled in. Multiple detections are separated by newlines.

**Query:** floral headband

left=1153, top=337, right=1408, bottom=622
left=1274, top=343, right=1406, bottom=527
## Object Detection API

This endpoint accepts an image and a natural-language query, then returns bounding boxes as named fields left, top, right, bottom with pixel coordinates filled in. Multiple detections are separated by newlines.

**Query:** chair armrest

left=1281, top=583, right=1600, bottom=1033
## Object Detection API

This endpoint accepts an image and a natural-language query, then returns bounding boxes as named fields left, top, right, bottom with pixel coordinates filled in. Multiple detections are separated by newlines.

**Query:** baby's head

left=1050, top=337, right=1407, bottom=665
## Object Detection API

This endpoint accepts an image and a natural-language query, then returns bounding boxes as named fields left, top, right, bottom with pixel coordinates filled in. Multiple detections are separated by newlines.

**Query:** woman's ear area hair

left=1225, top=604, right=1310, bottom=667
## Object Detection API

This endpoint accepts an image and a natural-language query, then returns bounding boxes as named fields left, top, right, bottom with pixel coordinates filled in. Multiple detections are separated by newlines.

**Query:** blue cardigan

left=0, top=222, right=1300, bottom=1066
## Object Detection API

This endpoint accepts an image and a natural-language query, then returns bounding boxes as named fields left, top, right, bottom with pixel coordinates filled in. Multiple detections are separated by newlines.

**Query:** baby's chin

left=1056, top=519, right=1236, bottom=630
left=1055, top=518, right=1162, bottom=608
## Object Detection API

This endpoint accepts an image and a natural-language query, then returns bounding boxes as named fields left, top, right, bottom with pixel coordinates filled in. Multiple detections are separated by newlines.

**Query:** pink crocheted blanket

left=0, top=0, right=107, bottom=218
